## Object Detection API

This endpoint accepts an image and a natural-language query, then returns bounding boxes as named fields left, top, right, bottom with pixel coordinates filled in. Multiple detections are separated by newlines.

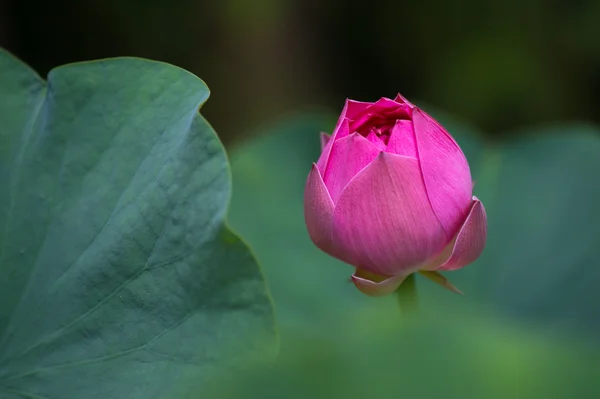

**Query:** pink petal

left=412, top=108, right=473, bottom=239
left=365, top=131, right=386, bottom=150
left=327, top=100, right=366, bottom=153
left=344, top=99, right=374, bottom=120
left=386, top=119, right=417, bottom=157
left=368, top=97, right=406, bottom=114
left=432, top=197, right=487, bottom=271
left=320, top=132, right=331, bottom=151
left=316, top=118, right=350, bottom=175
left=304, top=163, right=335, bottom=254
left=350, top=98, right=411, bottom=133
left=394, top=93, right=416, bottom=108
left=330, top=152, right=447, bottom=276
left=333, top=117, right=351, bottom=141
left=323, top=133, right=381, bottom=203
left=351, top=269, right=407, bottom=297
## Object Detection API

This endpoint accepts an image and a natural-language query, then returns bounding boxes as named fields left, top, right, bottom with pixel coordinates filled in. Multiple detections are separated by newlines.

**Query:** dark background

left=2, top=0, right=600, bottom=143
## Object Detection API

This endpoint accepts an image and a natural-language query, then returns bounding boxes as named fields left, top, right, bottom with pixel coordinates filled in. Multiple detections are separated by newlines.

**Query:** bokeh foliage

left=224, top=109, right=600, bottom=397
left=2, top=0, right=600, bottom=142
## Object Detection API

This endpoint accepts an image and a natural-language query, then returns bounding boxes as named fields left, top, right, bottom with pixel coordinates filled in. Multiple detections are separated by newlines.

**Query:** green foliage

left=446, top=125, right=600, bottom=333
left=3, top=45, right=600, bottom=398
left=213, top=310, right=599, bottom=398
left=0, top=50, right=275, bottom=399
left=227, top=109, right=600, bottom=397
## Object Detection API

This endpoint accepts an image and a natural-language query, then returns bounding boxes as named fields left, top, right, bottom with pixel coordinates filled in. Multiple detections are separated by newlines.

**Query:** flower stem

left=394, top=273, right=418, bottom=314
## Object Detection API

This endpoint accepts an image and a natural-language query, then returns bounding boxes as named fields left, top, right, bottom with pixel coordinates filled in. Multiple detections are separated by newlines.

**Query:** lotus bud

left=304, top=94, right=487, bottom=296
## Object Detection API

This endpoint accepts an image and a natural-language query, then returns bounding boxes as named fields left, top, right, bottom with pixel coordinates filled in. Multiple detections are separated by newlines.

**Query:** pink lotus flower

left=304, top=94, right=487, bottom=296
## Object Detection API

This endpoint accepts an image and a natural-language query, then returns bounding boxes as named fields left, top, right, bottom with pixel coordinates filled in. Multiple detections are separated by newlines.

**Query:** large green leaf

left=0, top=50, right=275, bottom=399
left=229, top=109, right=600, bottom=340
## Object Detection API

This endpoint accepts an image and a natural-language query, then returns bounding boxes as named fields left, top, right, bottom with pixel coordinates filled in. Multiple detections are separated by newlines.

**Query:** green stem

left=394, top=273, right=418, bottom=314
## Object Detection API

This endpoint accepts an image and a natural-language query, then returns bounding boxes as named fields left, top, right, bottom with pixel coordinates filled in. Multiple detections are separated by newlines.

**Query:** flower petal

left=418, top=271, right=463, bottom=295
left=320, top=132, right=331, bottom=151
left=394, top=93, right=416, bottom=108
left=386, top=119, right=417, bottom=157
left=429, top=197, right=487, bottom=271
left=350, top=98, right=411, bottom=133
left=367, top=97, right=407, bottom=115
left=344, top=99, right=374, bottom=120
left=304, top=163, right=335, bottom=254
left=330, top=152, right=447, bottom=276
left=412, top=108, right=473, bottom=239
left=351, top=269, right=407, bottom=297
left=365, top=131, right=387, bottom=150
left=323, top=133, right=381, bottom=203
left=316, top=118, right=350, bottom=175
left=330, top=99, right=362, bottom=145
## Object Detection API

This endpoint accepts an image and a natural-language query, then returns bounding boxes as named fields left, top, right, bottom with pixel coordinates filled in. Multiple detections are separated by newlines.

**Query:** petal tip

left=394, top=93, right=416, bottom=108
left=419, top=271, right=464, bottom=295
left=435, top=199, right=487, bottom=271
left=320, top=132, right=332, bottom=151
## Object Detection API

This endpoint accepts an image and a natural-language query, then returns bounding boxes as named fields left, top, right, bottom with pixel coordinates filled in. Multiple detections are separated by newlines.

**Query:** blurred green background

left=220, top=113, right=600, bottom=398
left=2, top=0, right=600, bottom=143
left=3, top=1, right=600, bottom=397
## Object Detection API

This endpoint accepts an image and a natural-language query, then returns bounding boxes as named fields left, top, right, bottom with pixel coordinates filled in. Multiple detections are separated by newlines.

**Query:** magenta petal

left=394, top=93, right=416, bottom=108
left=331, top=152, right=447, bottom=276
left=344, top=99, right=374, bottom=120
left=323, top=133, right=381, bottom=203
left=320, top=132, right=331, bottom=151
left=434, top=197, right=487, bottom=271
left=373, top=98, right=411, bottom=118
left=333, top=117, right=351, bottom=141
left=365, top=131, right=386, bottom=150
left=316, top=119, right=350, bottom=175
left=316, top=135, right=334, bottom=175
left=412, top=108, right=473, bottom=238
left=386, top=119, right=417, bottom=157
left=351, top=269, right=407, bottom=297
left=304, top=163, right=335, bottom=254
left=350, top=98, right=411, bottom=133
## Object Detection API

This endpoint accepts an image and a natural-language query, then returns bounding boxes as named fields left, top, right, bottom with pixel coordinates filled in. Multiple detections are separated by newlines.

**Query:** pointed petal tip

left=435, top=198, right=487, bottom=271
left=323, top=132, right=382, bottom=203
left=419, top=270, right=464, bottom=295
left=394, top=93, right=416, bottom=108
left=443, top=279, right=465, bottom=296
left=316, top=119, right=350, bottom=173
left=320, top=132, right=331, bottom=151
